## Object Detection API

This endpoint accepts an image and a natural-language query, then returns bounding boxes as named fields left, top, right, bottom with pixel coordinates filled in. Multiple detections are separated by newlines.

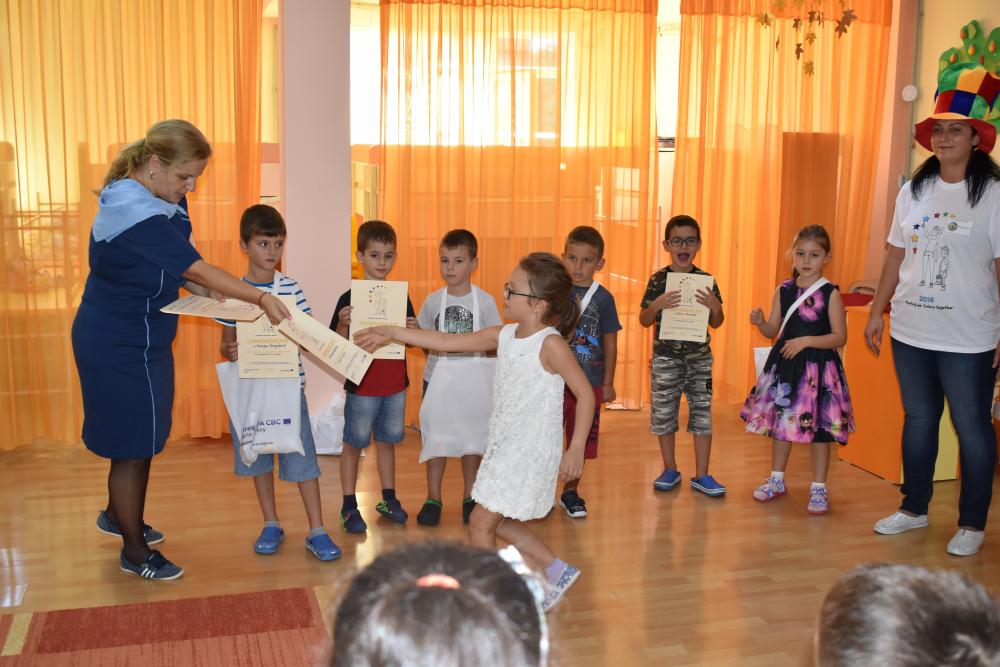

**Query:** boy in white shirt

left=416, top=230, right=502, bottom=526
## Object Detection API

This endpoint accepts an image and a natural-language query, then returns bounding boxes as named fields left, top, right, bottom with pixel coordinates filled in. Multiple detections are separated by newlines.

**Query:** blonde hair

left=102, top=119, right=212, bottom=187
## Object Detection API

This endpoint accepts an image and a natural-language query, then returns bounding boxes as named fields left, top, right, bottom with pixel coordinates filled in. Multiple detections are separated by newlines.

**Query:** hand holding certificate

left=278, top=307, right=374, bottom=385
left=349, top=280, right=408, bottom=359
left=161, top=295, right=263, bottom=321
left=237, top=296, right=299, bottom=379
left=658, top=272, right=715, bottom=343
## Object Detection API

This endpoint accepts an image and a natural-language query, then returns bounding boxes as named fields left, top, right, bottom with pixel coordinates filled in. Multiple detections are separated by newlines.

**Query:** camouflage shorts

left=650, top=355, right=713, bottom=435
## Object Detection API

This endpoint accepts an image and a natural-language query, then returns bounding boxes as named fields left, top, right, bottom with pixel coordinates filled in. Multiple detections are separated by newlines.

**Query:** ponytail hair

left=788, top=224, right=832, bottom=279
left=102, top=119, right=212, bottom=188
left=519, top=252, right=579, bottom=338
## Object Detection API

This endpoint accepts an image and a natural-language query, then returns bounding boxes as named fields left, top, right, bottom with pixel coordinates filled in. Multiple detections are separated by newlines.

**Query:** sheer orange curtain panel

left=0, top=0, right=263, bottom=450
left=379, top=0, right=659, bottom=418
left=672, top=0, right=892, bottom=402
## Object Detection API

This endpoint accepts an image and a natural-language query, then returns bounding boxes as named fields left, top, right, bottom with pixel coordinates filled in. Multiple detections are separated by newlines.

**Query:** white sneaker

left=542, top=565, right=581, bottom=612
left=873, top=511, right=929, bottom=535
left=947, top=529, right=985, bottom=556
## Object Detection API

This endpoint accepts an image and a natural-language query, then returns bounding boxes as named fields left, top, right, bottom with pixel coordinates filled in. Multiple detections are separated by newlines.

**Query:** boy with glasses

left=639, top=215, right=726, bottom=496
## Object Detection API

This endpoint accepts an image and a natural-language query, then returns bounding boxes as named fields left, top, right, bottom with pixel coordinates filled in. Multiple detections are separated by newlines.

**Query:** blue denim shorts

left=342, top=389, right=407, bottom=449
left=230, top=389, right=321, bottom=483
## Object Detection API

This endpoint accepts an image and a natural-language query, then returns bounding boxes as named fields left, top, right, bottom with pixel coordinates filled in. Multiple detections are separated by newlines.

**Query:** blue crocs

left=305, top=533, right=342, bottom=562
left=690, top=475, right=727, bottom=497
left=253, top=526, right=285, bottom=555
left=653, top=469, right=682, bottom=491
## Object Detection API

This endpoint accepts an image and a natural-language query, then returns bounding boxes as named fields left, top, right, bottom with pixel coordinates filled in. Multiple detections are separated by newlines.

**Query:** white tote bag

left=216, top=361, right=304, bottom=465
left=753, top=278, right=829, bottom=380
left=418, top=288, right=496, bottom=462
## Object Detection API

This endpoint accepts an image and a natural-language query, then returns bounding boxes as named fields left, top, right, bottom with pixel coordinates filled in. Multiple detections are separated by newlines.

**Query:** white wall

left=281, top=0, right=352, bottom=413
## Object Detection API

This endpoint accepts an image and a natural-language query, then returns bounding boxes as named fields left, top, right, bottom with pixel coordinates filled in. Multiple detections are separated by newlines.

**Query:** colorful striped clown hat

left=914, top=63, right=1000, bottom=154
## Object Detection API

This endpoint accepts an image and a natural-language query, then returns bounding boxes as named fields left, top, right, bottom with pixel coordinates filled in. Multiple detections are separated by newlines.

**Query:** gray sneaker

left=873, top=511, right=928, bottom=535
left=97, top=510, right=164, bottom=545
left=542, top=565, right=581, bottom=611
left=119, top=550, right=184, bottom=581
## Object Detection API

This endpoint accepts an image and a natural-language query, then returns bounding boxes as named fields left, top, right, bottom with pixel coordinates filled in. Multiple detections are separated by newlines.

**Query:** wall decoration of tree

left=939, top=20, right=1000, bottom=137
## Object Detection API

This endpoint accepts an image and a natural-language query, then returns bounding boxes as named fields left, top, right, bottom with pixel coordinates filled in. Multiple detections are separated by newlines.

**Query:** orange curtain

left=0, top=0, right=262, bottom=450
left=378, top=0, right=658, bottom=418
left=672, top=0, right=892, bottom=402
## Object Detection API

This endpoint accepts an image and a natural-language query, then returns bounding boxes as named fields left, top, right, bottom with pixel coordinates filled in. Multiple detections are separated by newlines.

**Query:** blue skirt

left=72, top=302, right=178, bottom=459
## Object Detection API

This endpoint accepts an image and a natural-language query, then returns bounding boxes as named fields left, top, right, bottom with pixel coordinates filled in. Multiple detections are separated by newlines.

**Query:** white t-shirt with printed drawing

left=887, top=177, right=1000, bottom=353
left=217, top=272, right=312, bottom=386
left=417, top=285, right=503, bottom=382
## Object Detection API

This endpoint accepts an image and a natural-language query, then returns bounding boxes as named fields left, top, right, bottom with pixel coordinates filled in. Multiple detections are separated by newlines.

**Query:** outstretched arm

left=183, top=260, right=289, bottom=324
left=355, top=324, right=502, bottom=354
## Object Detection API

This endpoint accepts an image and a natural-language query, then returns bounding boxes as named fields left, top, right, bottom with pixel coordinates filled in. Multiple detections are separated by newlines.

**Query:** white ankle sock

left=770, top=471, right=785, bottom=481
left=811, top=482, right=826, bottom=489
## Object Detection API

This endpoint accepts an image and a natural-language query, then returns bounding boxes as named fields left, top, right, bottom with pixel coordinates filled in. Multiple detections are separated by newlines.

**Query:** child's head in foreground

left=331, top=541, right=546, bottom=667
left=816, top=563, right=1000, bottom=667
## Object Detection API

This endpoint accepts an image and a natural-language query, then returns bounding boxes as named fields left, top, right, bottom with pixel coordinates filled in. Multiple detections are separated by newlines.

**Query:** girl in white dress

left=356, top=252, right=595, bottom=611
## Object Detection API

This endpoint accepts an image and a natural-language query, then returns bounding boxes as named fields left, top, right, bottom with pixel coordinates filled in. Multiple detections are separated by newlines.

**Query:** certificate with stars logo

left=349, top=280, right=408, bottom=359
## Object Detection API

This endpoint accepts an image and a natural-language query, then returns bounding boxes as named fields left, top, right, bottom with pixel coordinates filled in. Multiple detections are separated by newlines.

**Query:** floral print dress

left=740, top=280, right=855, bottom=444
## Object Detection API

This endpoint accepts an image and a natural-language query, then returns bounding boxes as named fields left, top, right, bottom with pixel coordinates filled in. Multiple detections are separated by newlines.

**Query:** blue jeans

left=891, top=337, right=996, bottom=530
left=342, top=390, right=406, bottom=449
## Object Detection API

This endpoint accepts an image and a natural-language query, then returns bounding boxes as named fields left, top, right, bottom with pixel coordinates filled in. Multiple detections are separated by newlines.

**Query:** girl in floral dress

left=741, top=225, right=855, bottom=515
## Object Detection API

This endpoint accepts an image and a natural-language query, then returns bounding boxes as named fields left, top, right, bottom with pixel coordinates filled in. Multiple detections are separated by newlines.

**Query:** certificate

left=237, top=296, right=299, bottom=379
left=349, top=280, right=408, bottom=360
left=658, top=272, right=715, bottom=343
left=161, top=295, right=262, bottom=321
left=278, top=307, right=374, bottom=385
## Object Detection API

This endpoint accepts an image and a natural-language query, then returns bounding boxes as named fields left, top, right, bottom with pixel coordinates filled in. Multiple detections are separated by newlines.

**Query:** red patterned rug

left=0, top=587, right=331, bottom=665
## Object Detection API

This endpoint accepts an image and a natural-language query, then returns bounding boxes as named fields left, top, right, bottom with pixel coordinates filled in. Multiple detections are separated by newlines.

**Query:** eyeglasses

left=667, top=237, right=700, bottom=248
left=503, top=283, right=539, bottom=300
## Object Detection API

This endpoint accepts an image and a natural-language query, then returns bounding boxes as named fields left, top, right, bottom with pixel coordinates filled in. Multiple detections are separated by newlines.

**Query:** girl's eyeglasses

left=503, top=283, right=539, bottom=300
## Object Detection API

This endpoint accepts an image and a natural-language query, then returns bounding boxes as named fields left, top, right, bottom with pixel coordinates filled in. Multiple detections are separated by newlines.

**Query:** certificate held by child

left=236, top=295, right=299, bottom=378
left=658, top=272, right=714, bottom=343
left=349, top=279, right=408, bottom=359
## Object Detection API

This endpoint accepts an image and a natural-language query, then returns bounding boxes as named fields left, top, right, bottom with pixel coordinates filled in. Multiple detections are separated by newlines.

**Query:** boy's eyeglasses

left=667, top=237, right=700, bottom=248
left=503, top=283, right=539, bottom=300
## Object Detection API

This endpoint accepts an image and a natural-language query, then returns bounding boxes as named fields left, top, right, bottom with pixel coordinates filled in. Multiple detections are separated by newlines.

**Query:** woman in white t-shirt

left=864, top=63, right=1000, bottom=557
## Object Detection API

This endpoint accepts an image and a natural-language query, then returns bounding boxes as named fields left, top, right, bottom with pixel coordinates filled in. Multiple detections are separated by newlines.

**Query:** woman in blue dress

left=72, top=120, right=289, bottom=580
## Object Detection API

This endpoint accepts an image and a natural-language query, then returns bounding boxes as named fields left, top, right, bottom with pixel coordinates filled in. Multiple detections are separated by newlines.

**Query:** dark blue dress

left=72, top=198, right=201, bottom=459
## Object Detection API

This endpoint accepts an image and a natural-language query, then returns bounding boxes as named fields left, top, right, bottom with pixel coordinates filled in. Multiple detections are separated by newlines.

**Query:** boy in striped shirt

left=218, top=204, right=340, bottom=561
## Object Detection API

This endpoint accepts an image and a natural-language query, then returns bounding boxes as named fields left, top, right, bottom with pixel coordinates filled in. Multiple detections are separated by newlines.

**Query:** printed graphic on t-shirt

left=910, top=210, right=966, bottom=294
left=434, top=304, right=474, bottom=334
left=570, top=303, right=603, bottom=371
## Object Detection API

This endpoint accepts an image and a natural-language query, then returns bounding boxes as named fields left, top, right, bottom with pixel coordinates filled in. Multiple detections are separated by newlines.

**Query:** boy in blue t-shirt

left=559, top=226, right=622, bottom=517
left=219, top=204, right=340, bottom=561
